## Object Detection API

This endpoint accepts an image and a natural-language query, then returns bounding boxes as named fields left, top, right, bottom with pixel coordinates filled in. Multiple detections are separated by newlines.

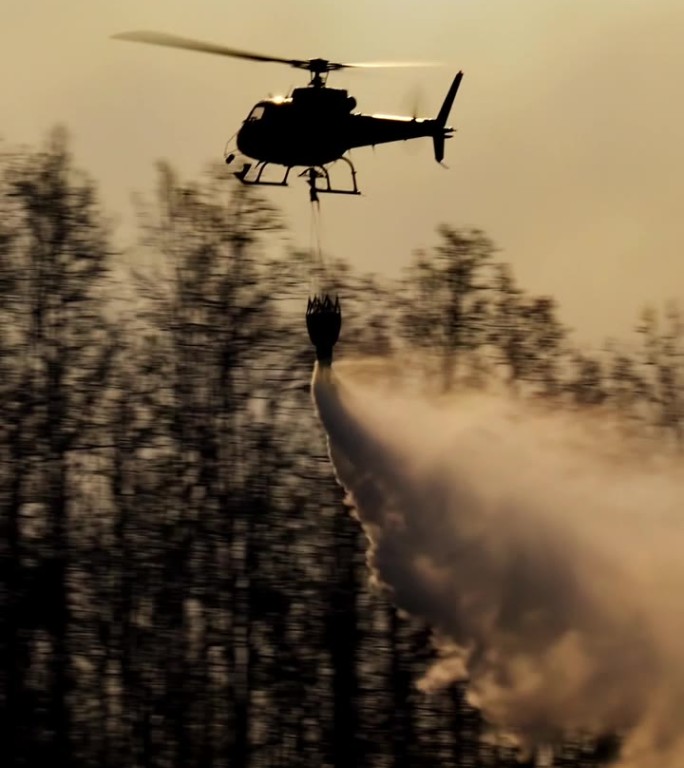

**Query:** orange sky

left=2, top=0, right=683, bottom=343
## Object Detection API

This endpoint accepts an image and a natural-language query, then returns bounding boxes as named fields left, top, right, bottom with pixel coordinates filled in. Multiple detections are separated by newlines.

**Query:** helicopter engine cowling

left=290, top=87, right=356, bottom=113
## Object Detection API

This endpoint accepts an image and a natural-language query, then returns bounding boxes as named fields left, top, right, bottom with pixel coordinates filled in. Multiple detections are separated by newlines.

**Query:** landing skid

left=233, top=161, right=291, bottom=188
left=231, top=158, right=361, bottom=202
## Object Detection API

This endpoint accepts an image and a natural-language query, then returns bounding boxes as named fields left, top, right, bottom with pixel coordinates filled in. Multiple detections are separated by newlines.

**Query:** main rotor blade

left=112, top=31, right=444, bottom=73
left=344, top=61, right=441, bottom=69
left=112, top=31, right=308, bottom=68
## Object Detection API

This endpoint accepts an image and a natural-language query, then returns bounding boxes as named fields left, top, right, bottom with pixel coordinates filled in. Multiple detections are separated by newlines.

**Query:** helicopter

left=112, top=31, right=463, bottom=199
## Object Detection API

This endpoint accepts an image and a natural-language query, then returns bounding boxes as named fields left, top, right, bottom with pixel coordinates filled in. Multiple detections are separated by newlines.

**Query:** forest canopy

left=0, top=129, right=680, bottom=768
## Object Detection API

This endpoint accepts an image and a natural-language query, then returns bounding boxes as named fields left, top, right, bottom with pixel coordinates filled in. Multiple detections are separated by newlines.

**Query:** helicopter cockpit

left=244, top=97, right=295, bottom=122
left=246, top=104, right=267, bottom=121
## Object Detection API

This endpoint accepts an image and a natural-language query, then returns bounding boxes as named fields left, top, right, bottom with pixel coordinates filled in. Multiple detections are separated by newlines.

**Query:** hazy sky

left=2, top=0, right=683, bottom=343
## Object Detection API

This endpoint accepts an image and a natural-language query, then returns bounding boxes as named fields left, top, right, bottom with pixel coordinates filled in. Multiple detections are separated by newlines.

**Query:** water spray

left=311, top=362, right=684, bottom=768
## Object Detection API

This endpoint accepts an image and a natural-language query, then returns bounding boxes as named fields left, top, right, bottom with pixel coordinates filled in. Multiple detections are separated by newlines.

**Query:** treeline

left=0, top=129, right=680, bottom=768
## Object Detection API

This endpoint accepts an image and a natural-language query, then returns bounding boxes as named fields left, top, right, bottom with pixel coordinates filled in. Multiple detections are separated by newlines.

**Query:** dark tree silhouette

left=399, top=226, right=495, bottom=391
left=637, top=304, right=684, bottom=445
left=0, top=127, right=115, bottom=767
left=489, top=262, right=567, bottom=395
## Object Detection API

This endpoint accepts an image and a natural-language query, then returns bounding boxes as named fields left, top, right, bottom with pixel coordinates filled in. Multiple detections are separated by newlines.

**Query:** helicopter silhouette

left=113, top=31, right=463, bottom=200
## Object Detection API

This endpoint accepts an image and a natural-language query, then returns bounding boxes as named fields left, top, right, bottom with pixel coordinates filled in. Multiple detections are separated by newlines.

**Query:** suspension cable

left=309, top=193, right=324, bottom=295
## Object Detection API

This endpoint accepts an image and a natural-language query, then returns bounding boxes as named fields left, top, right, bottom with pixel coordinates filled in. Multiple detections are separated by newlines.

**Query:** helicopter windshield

left=247, top=105, right=266, bottom=121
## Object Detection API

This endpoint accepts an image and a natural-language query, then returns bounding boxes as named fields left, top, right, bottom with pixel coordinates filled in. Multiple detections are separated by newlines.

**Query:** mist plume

left=312, top=360, right=684, bottom=767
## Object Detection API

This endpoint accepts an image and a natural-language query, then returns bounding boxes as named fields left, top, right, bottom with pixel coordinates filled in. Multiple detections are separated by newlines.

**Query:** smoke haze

left=312, top=360, right=684, bottom=767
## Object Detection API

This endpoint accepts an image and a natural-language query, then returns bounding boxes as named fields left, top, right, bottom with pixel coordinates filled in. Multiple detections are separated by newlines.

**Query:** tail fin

left=433, top=71, right=463, bottom=164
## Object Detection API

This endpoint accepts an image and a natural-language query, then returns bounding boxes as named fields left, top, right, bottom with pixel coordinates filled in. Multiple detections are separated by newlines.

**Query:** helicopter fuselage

left=235, top=86, right=448, bottom=168
left=112, top=31, right=462, bottom=194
